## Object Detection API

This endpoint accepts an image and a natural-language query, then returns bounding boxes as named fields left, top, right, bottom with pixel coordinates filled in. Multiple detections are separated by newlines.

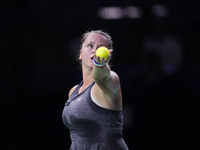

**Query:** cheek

left=83, top=49, right=91, bottom=56
left=80, top=50, right=89, bottom=60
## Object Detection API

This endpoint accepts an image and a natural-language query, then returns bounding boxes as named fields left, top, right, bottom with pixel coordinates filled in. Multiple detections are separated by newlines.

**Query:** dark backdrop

left=1, top=0, right=199, bottom=150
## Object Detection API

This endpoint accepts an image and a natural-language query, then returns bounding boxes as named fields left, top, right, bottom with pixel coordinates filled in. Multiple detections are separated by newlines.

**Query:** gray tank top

left=62, top=81, right=129, bottom=150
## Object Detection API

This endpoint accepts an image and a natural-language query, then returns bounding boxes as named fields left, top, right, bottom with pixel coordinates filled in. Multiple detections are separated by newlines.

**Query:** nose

left=92, top=47, right=96, bottom=53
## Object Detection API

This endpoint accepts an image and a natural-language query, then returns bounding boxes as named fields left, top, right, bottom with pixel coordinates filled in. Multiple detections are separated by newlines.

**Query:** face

left=79, top=33, right=109, bottom=68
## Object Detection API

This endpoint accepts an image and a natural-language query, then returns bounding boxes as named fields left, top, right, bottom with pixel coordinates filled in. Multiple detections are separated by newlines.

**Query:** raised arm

left=92, top=50, right=122, bottom=110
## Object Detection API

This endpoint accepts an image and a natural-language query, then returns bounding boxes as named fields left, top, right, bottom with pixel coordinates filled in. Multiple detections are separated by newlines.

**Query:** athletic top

left=62, top=81, right=129, bottom=150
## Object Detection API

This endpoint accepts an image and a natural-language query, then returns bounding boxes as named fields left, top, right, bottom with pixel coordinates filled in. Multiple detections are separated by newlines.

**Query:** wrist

left=93, top=57, right=106, bottom=68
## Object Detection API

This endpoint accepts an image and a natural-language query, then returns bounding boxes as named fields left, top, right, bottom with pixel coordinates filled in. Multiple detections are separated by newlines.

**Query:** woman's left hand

left=94, top=49, right=113, bottom=67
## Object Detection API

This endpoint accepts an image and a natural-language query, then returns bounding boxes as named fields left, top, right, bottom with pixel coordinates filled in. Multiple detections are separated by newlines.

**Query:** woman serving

left=62, top=30, right=129, bottom=150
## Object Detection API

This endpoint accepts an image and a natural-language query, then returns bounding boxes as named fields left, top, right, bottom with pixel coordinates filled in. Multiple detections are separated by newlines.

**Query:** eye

left=88, top=44, right=93, bottom=48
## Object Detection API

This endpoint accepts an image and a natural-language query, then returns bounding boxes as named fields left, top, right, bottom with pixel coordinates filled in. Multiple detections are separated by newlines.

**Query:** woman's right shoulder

left=68, top=85, right=78, bottom=98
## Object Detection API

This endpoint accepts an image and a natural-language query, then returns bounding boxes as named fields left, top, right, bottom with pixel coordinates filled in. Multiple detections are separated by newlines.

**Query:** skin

left=68, top=33, right=122, bottom=111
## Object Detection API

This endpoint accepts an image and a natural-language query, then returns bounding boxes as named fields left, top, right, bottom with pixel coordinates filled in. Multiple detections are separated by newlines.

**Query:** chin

left=86, top=63, right=93, bottom=68
left=90, top=64, right=94, bottom=68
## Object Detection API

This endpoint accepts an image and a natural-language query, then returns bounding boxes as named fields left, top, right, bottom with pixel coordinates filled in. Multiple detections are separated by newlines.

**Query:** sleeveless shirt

left=62, top=81, right=129, bottom=150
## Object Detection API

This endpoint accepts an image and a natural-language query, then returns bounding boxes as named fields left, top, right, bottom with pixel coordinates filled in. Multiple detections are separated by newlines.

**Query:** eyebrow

left=87, top=41, right=108, bottom=47
left=88, top=41, right=95, bottom=44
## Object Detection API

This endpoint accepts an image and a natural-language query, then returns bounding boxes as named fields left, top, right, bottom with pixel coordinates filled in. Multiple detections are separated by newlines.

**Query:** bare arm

left=93, top=64, right=120, bottom=97
left=68, top=85, right=78, bottom=98
left=92, top=50, right=122, bottom=110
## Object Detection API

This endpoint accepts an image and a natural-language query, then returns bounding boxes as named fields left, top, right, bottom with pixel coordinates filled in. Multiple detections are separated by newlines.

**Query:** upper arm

left=93, top=70, right=122, bottom=110
left=94, top=70, right=121, bottom=99
left=68, top=85, right=78, bottom=98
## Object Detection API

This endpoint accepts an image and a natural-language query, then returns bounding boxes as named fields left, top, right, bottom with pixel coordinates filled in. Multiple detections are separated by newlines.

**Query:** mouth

left=91, top=56, right=94, bottom=60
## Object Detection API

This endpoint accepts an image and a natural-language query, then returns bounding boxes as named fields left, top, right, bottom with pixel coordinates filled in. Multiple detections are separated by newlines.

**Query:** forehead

left=84, top=33, right=108, bottom=44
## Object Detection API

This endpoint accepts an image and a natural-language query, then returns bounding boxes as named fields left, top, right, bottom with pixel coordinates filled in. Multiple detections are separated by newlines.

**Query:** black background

left=1, top=0, right=199, bottom=149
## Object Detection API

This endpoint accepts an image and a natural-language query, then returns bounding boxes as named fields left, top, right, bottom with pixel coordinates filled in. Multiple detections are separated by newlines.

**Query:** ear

left=79, top=49, right=82, bottom=60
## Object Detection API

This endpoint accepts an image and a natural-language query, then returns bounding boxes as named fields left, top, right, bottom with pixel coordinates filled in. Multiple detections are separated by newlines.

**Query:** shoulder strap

left=65, top=81, right=83, bottom=106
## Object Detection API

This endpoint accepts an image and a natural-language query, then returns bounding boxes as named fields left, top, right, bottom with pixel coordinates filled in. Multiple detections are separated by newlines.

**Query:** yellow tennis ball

left=95, top=47, right=109, bottom=60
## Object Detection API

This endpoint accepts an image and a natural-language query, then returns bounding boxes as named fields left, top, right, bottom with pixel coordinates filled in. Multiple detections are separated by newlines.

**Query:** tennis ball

left=95, top=47, right=109, bottom=60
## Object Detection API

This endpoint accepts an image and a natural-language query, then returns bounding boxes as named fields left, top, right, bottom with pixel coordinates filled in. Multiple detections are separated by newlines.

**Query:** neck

left=82, top=65, right=94, bottom=88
